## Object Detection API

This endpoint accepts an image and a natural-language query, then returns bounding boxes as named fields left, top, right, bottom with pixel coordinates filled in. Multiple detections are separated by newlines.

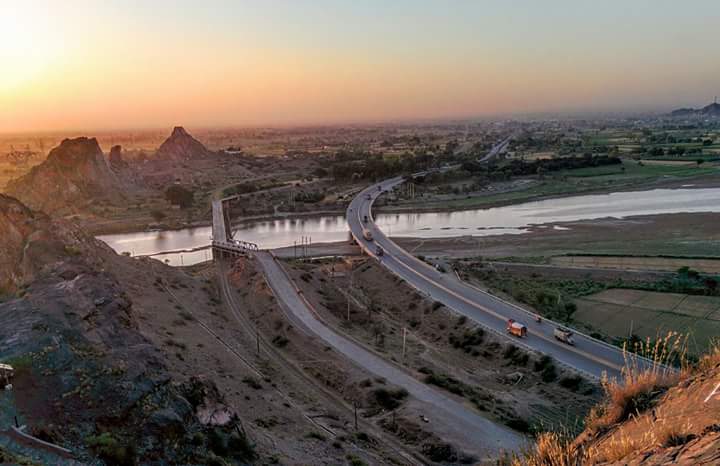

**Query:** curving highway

left=346, top=141, right=658, bottom=380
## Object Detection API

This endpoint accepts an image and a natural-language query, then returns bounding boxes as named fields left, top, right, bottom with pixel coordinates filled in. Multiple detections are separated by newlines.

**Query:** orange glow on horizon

left=1, top=1, right=719, bottom=132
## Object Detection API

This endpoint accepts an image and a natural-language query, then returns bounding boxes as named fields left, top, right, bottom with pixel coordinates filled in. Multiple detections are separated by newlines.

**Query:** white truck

left=554, top=328, right=575, bottom=345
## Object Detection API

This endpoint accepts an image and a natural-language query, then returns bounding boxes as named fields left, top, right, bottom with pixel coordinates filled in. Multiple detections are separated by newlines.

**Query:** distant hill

left=155, top=126, right=212, bottom=160
left=4, top=137, right=124, bottom=214
left=700, top=102, right=720, bottom=116
left=670, top=101, right=720, bottom=118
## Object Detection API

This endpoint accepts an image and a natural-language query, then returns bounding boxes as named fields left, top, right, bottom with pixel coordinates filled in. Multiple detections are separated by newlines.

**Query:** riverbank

left=393, top=211, right=720, bottom=260
left=377, top=170, right=720, bottom=216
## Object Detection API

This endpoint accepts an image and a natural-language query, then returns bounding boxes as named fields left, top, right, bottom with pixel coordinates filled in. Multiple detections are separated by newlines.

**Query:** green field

left=559, top=160, right=716, bottom=179
left=574, top=289, right=720, bottom=355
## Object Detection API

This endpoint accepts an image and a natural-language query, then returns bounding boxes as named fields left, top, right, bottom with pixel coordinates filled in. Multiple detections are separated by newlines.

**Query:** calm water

left=98, top=188, right=720, bottom=266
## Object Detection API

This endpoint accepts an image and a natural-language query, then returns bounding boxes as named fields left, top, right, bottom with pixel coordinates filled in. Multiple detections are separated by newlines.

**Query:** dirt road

left=254, top=251, right=526, bottom=457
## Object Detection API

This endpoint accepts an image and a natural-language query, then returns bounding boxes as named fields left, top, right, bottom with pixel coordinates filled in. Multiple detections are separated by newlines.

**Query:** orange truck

left=506, top=319, right=527, bottom=338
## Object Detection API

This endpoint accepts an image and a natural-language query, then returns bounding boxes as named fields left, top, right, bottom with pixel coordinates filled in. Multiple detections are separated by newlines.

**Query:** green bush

left=86, top=433, right=137, bottom=466
left=372, top=388, right=409, bottom=410
left=559, top=375, right=582, bottom=391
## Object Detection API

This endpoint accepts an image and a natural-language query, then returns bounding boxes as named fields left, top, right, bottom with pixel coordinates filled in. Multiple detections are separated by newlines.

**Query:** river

left=98, top=187, right=720, bottom=266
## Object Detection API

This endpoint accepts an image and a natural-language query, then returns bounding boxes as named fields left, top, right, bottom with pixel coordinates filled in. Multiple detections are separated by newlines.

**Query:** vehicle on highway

left=362, top=228, right=374, bottom=241
left=365, top=193, right=372, bottom=200
left=362, top=215, right=368, bottom=223
left=506, top=319, right=527, bottom=338
left=554, top=328, right=575, bottom=345
left=376, top=246, right=384, bottom=256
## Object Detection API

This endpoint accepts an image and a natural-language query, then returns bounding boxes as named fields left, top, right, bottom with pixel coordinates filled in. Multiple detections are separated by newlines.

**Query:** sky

left=1, top=0, right=718, bottom=132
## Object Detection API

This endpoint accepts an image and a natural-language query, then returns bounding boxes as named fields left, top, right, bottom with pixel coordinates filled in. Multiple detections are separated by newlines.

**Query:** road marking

left=704, top=381, right=720, bottom=403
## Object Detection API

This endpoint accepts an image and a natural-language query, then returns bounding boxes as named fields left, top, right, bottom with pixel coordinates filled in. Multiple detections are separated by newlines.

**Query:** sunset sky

left=1, top=0, right=719, bottom=132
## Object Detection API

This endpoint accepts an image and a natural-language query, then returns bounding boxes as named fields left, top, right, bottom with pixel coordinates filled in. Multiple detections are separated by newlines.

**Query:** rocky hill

left=518, top=352, right=720, bottom=465
left=670, top=101, right=720, bottom=118
left=4, top=137, right=124, bottom=214
left=0, top=196, right=256, bottom=464
left=155, top=126, right=212, bottom=160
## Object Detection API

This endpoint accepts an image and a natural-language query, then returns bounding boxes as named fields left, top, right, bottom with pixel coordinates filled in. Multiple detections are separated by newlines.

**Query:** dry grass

left=696, top=339, right=720, bottom=373
left=586, top=332, right=685, bottom=434
left=511, top=431, right=586, bottom=466
left=587, top=415, right=695, bottom=462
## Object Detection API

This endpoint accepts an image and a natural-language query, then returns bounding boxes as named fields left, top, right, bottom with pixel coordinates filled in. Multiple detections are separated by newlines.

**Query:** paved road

left=347, top=140, right=660, bottom=380
left=478, top=136, right=511, bottom=162
left=255, top=251, right=525, bottom=457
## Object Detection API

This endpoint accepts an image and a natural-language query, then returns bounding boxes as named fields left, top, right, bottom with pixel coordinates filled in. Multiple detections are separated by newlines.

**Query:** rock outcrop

left=155, top=126, right=212, bottom=160
left=0, top=194, right=51, bottom=292
left=109, top=144, right=126, bottom=168
left=5, top=137, right=123, bottom=214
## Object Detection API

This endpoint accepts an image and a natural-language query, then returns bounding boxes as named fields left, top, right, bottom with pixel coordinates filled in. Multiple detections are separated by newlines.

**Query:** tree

left=696, top=159, right=705, bottom=167
left=150, top=210, right=166, bottom=222
left=312, top=167, right=328, bottom=178
left=165, top=185, right=194, bottom=208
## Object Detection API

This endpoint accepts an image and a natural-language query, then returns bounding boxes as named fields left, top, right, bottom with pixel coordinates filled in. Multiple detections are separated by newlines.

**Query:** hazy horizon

left=2, top=0, right=719, bottom=132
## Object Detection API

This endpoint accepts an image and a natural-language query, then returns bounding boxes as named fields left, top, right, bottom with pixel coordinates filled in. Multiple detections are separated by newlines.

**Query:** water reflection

left=98, top=188, right=720, bottom=266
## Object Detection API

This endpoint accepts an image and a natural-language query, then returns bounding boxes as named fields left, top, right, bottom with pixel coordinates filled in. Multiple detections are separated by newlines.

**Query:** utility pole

left=402, top=327, right=407, bottom=359
left=347, top=262, right=353, bottom=321
left=354, top=401, right=358, bottom=430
